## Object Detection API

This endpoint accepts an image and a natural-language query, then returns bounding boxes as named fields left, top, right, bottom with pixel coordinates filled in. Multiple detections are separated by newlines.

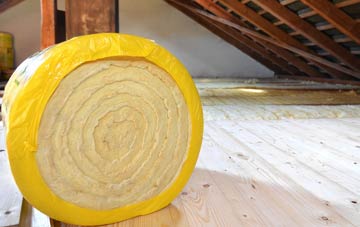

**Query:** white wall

left=0, top=0, right=40, bottom=66
left=119, top=0, right=273, bottom=78
left=0, top=0, right=273, bottom=78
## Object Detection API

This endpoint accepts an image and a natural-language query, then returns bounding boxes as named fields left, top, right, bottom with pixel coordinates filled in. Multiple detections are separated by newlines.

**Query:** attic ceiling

left=166, top=0, right=360, bottom=82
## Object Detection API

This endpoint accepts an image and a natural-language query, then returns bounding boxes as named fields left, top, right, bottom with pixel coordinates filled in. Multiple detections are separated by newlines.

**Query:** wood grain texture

left=65, top=0, right=118, bottom=39
left=0, top=125, right=22, bottom=227
left=192, top=0, right=323, bottom=78
left=219, top=0, right=352, bottom=79
left=40, top=0, right=56, bottom=49
left=54, top=81, right=360, bottom=226
left=168, top=0, right=360, bottom=78
left=167, top=0, right=285, bottom=74
left=18, top=199, right=51, bottom=227
left=193, top=0, right=354, bottom=80
left=251, top=0, right=360, bottom=71
left=268, top=0, right=360, bottom=27
left=300, top=0, right=360, bottom=44
left=55, top=117, right=360, bottom=227
left=2, top=80, right=360, bottom=226
left=193, top=0, right=302, bottom=76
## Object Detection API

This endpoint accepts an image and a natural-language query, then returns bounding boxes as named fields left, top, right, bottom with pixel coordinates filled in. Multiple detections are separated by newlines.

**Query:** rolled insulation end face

left=2, top=34, right=203, bottom=225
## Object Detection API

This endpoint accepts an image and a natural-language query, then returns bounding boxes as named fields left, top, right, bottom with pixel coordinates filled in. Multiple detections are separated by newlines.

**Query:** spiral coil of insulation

left=2, top=34, right=203, bottom=225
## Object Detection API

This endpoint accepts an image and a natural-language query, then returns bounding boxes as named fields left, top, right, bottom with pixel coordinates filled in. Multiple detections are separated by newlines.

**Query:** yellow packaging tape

left=2, top=33, right=203, bottom=225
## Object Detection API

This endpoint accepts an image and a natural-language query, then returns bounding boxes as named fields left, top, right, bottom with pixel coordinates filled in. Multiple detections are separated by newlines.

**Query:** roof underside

left=166, top=0, right=360, bottom=83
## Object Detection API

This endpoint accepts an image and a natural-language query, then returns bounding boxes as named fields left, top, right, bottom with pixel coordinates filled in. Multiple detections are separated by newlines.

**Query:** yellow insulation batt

left=2, top=33, right=203, bottom=225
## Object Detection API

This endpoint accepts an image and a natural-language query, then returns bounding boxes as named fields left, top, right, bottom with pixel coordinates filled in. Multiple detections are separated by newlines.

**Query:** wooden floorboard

left=204, top=120, right=359, bottom=227
left=1, top=80, right=359, bottom=226
left=54, top=118, right=360, bottom=227
left=0, top=125, right=23, bottom=227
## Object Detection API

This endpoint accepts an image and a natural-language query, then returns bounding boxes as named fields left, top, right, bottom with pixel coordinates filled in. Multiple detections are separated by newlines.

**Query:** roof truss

left=166, top=0, right=360, bottom=82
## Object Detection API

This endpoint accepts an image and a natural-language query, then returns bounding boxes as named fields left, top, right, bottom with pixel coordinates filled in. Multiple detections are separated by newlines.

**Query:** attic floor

left=1, top=79, right=360, bottom=227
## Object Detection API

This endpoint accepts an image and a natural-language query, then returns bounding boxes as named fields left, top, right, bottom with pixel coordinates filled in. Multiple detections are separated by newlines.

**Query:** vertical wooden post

left=40, top=0, right=65, bottom=49
left=40, top=0, right=56, bottom=49
left=65, top=0, right=119, bottom=39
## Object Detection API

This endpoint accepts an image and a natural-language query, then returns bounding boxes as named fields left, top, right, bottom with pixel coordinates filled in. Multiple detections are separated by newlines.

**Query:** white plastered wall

left=0, top=0, right=274, bottom=78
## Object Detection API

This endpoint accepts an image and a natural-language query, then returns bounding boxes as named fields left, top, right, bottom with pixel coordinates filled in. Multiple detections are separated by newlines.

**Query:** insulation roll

left=2, top=33, right=203, bottom=225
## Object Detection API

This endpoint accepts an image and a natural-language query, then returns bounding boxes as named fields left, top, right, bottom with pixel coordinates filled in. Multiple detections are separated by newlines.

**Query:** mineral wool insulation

left=2, top=33, right=203, bottom=225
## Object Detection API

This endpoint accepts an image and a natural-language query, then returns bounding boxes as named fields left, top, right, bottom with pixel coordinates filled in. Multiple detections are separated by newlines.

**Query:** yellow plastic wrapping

left=2, top=33, right=203, bottom=225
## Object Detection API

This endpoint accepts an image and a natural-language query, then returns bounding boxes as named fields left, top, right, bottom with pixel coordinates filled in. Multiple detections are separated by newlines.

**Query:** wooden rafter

left=194, top=0, right=306, bottom=76
left=65, top=0, right=119, bottom=39
left=166, top=0, right=285, bottom=74
left=166, top=0, right=359, bottom=81
left=251, top=0, right=360, bottom=72
left=40, top=0, right=65, bottom=49
left=194, top=0, right=303, bottom=75
left=300, top=0, right=360, bottom=44
left=258, top=0, right=296, bottom=15
left=270, top=0, right=360, bottom=26
left=172, top=1, right=360, bottom=78
left=304, top=37, right=350, bottom=46
left=287, top=19, right=360, bottom=37
left=299, top=0, right=360, bottom=18
left=219, top=0, right=356, bottom=79
left=0, top=0, right=23, bottom=13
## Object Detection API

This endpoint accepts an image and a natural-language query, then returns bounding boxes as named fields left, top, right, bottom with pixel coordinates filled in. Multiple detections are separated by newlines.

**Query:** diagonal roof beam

left=0, top=0, right=23, bottom=13
left=220, top=0, right=355, bottom=79
left=195, top=0, right=309, bottom=76
left=298, top=0, right=360, bottom=19
left=268, top=0, right=360, bottom=28
left=166, top=0, right=285, bottom=73
left=300, top=0, right=360, bottom=44
left=251, top=0, right=360, bottom=71
left=176, top=1, right=360, bottom=78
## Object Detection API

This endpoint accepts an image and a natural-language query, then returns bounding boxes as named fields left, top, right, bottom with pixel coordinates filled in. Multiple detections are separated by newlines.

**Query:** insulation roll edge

left=1, top=33, right=203, bottom=225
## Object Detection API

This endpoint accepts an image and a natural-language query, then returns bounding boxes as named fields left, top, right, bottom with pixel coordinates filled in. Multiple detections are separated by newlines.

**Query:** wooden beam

left=65, top=0, right=119, bottom=39
left=219, top=0, right=355, bottom=79
left=300, top=0, right=360, bottom=44
left=273, top=0, right=360, bottom=27
left=172, top=2, right=360, bottom=78
left=40, top=0, right=65, bottom=49
left=167, top=0, right=285, bottom=74
left=258, top=0, right=297, bottom=15
left=0, top=0, right=23, bottom=13
left=195, top=0, right=305, bottom=75
left=280, top=0, right=297, bottom=5
left=195, top=0, right=305, bottom=76
left=40, top=0, right=56, bottom=49
left=288, top=20, right=360, bottom=36
left=220, top=0, right=330, bottom=78
left=251, top=0, right=360, bottom=71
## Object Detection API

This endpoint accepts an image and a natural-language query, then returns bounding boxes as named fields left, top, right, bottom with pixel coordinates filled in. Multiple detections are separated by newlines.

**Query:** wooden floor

left=1, top=79, right=360, bottom=227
